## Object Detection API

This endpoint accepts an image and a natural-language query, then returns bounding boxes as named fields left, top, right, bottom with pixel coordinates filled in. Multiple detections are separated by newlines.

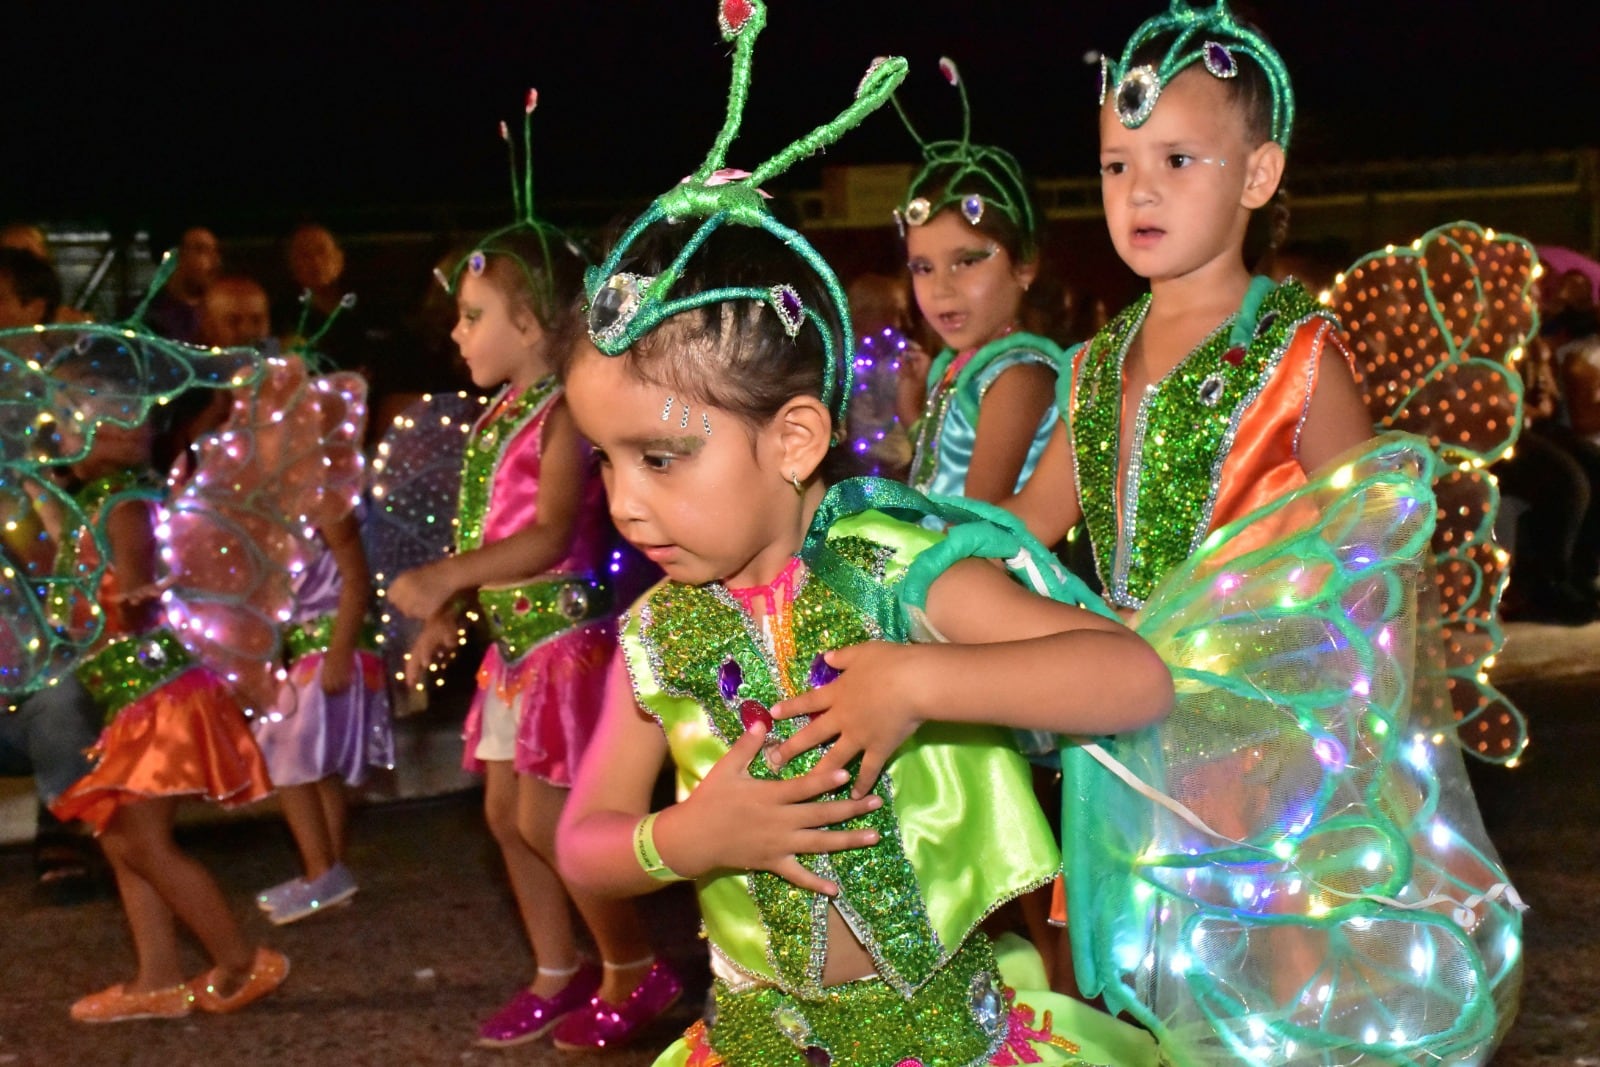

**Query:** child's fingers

left=769, top=717, right=841, bottom=770
left=769, top=857, right=840, bottom=897
left=770, top=687, right=827, bottom=720
left=850, top=750, right=890, bottom=800
left=773, top=765, right=851, bottom=803
left=798, top=795, right=882, bottom=830
left=710, top=722, right=769, bottom=778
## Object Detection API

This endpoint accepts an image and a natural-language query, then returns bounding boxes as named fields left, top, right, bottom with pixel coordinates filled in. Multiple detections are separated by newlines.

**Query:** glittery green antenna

left=437, top=89, right=573, bottom=312
left=583, top=0, right=908, bottom=425
left=891, top=57, right=1036, bottom=251
left=287, top=288, right=359, bottom=372
left=1100, top=0, right=1295, bottom=147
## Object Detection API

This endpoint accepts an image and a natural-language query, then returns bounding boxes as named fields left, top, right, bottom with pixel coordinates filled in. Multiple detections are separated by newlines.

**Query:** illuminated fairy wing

left=1330, top=221, right=1535, bottom=764
left=1063, top=434, right=1523, bottom=1066
left=363, top=391, right=485, bottom=698
left=160, top=356, right=367, bottom=714
left=0, top=324, right=261, bottom=701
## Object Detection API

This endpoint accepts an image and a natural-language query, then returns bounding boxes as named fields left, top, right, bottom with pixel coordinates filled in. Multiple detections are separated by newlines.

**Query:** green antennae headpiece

left=436, top=89, right=576, bottom=308
left=1099, top=0, right=1294, bottom=147
left=582, top=0, right=907, bottom=425
left=892, top=57, right=1036, bottom=251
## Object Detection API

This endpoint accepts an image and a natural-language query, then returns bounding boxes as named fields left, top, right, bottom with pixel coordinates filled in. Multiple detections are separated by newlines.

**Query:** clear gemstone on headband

left=1203, top=40, right=1239, bottom=79
left=903, top=197, right=932, bottom=227
left=1115, top=65, right=1161, bottom=128
left=588, top=272, right=655, bottom=348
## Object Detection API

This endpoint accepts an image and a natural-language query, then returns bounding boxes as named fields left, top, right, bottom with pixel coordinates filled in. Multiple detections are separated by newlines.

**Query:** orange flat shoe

left=189, top=947, right=290, bottom=1014
left=70, top=982, right=193, bottom=1023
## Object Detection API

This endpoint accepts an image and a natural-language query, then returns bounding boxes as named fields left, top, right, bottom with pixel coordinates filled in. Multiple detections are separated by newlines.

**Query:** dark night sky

left=6, top=1, right=1597, bottom=234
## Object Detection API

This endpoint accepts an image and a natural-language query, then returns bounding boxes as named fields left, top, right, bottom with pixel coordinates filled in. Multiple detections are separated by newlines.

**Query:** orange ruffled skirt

left=51, top=668, right=272, bottom=835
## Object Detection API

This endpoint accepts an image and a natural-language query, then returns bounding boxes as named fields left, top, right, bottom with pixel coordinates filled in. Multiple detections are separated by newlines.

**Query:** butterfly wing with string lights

left=1329, top=221, right=1534, bottom=764
left=159, top=352, right=368, bottom=716
left=0, top=291, right=261, bottom=702
left=364, top=390, right=486, bottom=704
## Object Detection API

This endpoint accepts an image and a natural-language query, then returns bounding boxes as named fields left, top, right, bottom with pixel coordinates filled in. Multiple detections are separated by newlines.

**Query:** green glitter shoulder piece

left=582, top=0, right=907, bottom=424
left=891, top=57, right=1036, bottom=252
left=1099, top=0, right=1294, bottom=147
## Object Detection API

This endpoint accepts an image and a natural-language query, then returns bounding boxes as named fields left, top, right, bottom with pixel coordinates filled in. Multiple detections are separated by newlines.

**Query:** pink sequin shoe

left=476, top=963, right=601, bottom=1048
left=550, top=959, right=683, bottom=1051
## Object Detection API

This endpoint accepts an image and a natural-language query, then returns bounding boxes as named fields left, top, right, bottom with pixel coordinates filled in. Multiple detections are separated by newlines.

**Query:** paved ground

left=0, top=652, right=1595, bottom=1065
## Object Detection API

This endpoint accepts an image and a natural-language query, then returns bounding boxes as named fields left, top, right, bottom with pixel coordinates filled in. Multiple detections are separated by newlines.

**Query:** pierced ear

left=1013, top=255, right=1040, bottom=292
left=1241, top=141, right=1286, bottom=210
left=767, top=394, right=833, bottom=482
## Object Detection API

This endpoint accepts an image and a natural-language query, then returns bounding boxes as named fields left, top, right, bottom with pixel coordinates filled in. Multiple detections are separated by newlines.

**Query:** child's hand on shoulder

left=659, top=724, right=883, bottom=896
left=387, top=560, right=457, bottom=620
left=769, top=642, right=928, bottom=799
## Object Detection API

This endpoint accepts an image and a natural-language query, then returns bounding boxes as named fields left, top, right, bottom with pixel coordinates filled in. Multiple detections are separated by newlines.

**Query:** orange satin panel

left=51, top=669, right=272, bottom=835
left=1207, top=317, right=1338, bottom=532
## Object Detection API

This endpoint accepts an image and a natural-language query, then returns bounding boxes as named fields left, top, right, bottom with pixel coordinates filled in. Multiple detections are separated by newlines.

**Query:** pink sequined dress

left=251, top=537, right=395, bottom=788
left=458, top=377, right=617, bottom=784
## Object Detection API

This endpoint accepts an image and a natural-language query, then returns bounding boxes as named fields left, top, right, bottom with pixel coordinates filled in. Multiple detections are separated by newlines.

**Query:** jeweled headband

left=1098, top=0, right=1294, bottom=148
left=435, top=89, right=578, bottom=309
left=892, top=58, right=1036, bottom=251
left=583, top=0, right=907, bottom=425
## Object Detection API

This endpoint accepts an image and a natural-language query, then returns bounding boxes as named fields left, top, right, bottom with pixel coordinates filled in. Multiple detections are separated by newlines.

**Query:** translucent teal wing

left=1063, top=434, right=1523, bottom=1066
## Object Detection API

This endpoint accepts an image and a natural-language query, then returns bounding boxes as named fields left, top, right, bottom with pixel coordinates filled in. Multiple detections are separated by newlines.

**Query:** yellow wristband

left=632, top=811, right=687, bottom=883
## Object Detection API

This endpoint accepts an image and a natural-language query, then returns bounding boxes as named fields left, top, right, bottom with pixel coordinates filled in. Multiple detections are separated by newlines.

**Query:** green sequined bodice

left=1069, top=280, right=1327, bottom=607
left=454, top=376, right=562, bottom=554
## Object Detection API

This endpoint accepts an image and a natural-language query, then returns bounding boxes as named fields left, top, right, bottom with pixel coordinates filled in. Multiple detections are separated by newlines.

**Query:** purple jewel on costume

left=468, top=251, right=487, bottom=275
left=1203, top=40, right=1238, bottom=79
left=960, top=194, right=984, bottom=226
left=804, top=1046, right=832, bottom=1067
left=719, top=659, right=743, bottom=702
left=808, top=653, right=840, bottom=690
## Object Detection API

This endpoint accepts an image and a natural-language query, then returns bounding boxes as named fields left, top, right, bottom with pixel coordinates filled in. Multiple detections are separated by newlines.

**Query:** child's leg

left=99, top=835, right=185, bottom=992
left=315, top=775, right=349, bottom=863
left=103, top=798, right=256, bottom=990
left=515, top=776, right=653, bottom=1003
left=484, top=760, right=577, bottom=995
left=278, top=781, right=338, bottom=880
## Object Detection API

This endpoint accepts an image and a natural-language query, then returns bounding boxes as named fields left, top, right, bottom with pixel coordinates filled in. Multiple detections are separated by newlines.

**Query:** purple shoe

left=476, top=964, right=601, bottom=1048
left=550, top=960, right=683, bottom=1051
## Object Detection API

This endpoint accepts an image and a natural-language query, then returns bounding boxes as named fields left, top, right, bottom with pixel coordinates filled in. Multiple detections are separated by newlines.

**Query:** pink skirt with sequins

left=460, top=621, right=615, bottom=785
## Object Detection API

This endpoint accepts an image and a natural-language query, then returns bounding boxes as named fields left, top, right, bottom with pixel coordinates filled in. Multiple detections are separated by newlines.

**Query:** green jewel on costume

left=582, top=0, right=907, bottom=425
left=1098, top=0, right=1295, bottom=147
left=1070, top=277, right=1330, bottom=607
left=890, top=57, right=1036, bottom=250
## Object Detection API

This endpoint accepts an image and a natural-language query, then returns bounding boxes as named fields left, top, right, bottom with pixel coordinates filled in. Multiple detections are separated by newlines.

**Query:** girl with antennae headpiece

left=385, top=90, right=666, bottom=1052
left=554, top=4, right=1170, bottom=1064
left=892, top=58, right=1062, bottom=508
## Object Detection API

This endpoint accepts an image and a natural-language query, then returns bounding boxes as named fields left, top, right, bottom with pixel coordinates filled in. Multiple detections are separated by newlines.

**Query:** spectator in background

left=0, top=222, right=51, bottom=261
left=199, top=275, right=273, bottom=349
left=146, top=226, right=221, bottom=343
left=286, top=223, right=346, bottom=322
left=0, top=246, right=61, bottom=329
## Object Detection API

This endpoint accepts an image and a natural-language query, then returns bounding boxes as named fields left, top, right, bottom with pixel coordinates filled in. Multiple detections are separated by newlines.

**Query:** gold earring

left=789, top=471, right=803, bottom=495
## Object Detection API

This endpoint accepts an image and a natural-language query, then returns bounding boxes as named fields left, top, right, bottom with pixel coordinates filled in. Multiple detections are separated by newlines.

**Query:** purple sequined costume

left=252, top=541, right=395, bottom=788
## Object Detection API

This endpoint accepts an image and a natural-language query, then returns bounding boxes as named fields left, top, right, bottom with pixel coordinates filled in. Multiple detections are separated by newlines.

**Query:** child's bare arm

left=998, top=421, right=1082, bottom=545
left=963, top=362, right=1056, bottom=503
left=319, top=511, right=370, bottom=694
left=388, top=401, right=585, bottom=619
left=772, top=558, right=1172, bottom=794
left=104, top=498, right=161, bottom=631
left=557, top=655, right=883, bottom=899
left=1297, top=346, right=1374, bottom=476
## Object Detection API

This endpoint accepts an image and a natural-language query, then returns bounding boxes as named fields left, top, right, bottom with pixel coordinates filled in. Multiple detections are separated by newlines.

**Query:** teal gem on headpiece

left=582, top=0, right=908, bottom=426
left=892, top=57, right=1036, bottom=251
left=1100, top=0, right=1295, bottom=147
left=438, top=89, right=579, bottom=307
